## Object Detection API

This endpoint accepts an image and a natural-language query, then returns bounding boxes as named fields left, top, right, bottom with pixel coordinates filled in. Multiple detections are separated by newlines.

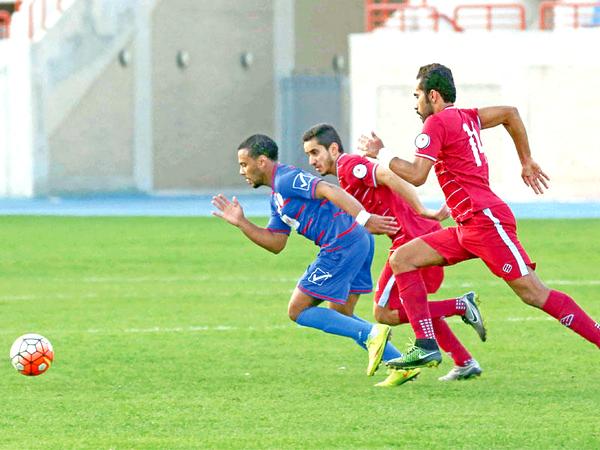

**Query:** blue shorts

left=297, top=233, right=374, bottom=304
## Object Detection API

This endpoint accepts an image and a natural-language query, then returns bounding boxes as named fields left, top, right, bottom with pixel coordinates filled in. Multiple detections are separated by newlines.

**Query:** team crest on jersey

left=292, top=172, right=314, bottom=191
left=307, top=268, right=333, bottom=286
left=352, top=164, right=367, bottom=179
left=415, top=133, right=431, bottom=149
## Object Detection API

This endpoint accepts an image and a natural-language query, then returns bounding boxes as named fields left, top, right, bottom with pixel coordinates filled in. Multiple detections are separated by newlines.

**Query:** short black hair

left=302, top=123, right=345, bottom=153
left=417, top=63, right=456, bottom=103
left=237, top=134, right=278, bottom=160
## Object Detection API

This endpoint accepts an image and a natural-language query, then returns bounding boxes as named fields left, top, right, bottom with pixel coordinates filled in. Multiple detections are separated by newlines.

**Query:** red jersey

left=336, top=153, right=440, bottom=248
left=415, top=106, right=505, bottom=223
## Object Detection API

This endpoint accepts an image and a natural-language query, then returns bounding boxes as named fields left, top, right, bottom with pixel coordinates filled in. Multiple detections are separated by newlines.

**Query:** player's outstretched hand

left=521, top=158, right=550, bottom=195
left=211, top=194, right=245, bottom=226
left=421, top=205, right=450, bottom=222
left=358, top=131, right=384, bottom=159
left=365, top=214, right=400, bottom=235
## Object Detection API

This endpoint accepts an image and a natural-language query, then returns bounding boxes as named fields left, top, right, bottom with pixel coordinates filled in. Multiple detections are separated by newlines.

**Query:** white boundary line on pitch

left=0, top=316, right=573, bottom=336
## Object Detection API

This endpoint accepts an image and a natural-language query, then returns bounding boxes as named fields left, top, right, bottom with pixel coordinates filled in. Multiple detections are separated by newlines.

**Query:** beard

left=417, top=102, right=434, bottom=123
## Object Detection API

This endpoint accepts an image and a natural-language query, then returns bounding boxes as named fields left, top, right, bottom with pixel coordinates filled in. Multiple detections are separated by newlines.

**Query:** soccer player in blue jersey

left=212, top=134, right=420, bottom=385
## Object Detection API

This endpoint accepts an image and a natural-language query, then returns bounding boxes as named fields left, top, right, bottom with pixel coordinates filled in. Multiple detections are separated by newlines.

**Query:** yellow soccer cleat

left=375, top=368, right=421, bottom=387
left=365, top=324, right=391, bottom=376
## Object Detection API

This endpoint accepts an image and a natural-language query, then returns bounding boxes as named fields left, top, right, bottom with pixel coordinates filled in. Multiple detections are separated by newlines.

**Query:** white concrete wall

left=0, top=39, right=33, bottom=196
left=350, top=29, right=600, bottom=202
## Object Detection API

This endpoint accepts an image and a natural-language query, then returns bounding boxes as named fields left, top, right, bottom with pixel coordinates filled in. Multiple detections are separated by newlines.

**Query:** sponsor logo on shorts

left=560, top=314, right=574, bottom=327
left=595, top=322, right=600, bottom=329
left=292, top=172, right=314, bottom=191
left=502, top=263, right=512, bottom=273
left=307, top=268, right=333, bottom=286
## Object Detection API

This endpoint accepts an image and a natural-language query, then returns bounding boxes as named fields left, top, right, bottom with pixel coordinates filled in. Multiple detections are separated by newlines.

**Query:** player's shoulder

left=338, top=153, right=374, bottom=179
left=338, top=153, right=367, bottom=169
left=276, top=164, right=319, bottom=193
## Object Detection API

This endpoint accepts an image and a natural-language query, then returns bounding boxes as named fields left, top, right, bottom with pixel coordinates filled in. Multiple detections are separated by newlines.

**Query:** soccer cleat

left=460, top=291, right=487, bottom=342
left=438, top=359, right=482, bottom=381
left=374, top=368, right=421, bottom=387
left=385, top=344, right=442, bottom=370
left=365, top=324, right=391, bottom=376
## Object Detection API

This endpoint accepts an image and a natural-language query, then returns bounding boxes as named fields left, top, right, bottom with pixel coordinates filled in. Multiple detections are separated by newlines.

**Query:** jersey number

left=462, top=121, right=484, bottom=167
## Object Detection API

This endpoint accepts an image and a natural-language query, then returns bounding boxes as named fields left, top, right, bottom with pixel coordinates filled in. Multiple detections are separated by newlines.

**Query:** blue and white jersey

left=266, top=164, right=364, bottom=248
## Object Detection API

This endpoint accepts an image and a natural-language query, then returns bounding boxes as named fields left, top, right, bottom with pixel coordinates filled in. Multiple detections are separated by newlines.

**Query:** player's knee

left=389, top=250, right=412, bottom=274
left=373, top=306, right=387, bottom=324
left=287, top=303, right=301, bottom=322
left=373, top=306, right=398, bottom=325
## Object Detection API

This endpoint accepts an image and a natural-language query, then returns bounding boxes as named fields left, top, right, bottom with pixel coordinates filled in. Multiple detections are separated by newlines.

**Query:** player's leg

left=331, top=293, right=404, bottom=363
left=469, top=205, right=600, bottom=349
left=290, top=288, right=391, bottom=359
left=386, top=230, right=474, bottom=369
left=375, top=263, right=485, bottom=340
left=293, top=233, right=392, bottom=375
left=506, top=271, right=600, bottom=348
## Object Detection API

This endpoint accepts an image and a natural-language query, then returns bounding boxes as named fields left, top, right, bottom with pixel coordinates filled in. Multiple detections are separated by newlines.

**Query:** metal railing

left=540, top=1, right=600, bottom=29
left=365, top=1, right=441, bottom=32
left=453, top=3, right=526, bottom=31
left=0, top=11, right=11, bottom=38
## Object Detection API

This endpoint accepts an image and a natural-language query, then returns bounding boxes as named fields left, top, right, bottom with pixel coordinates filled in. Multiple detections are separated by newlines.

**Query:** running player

left=212, top=134, right=418, bottom=385
left=302, top=123, right=486, bottom=382
left=359, top=63, right=600, bottom=369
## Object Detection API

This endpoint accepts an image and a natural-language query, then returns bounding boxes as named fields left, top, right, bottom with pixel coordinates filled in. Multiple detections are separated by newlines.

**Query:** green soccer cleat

left=460, top=291, right=487, bottom=342
left=385, top=344, right=442, bottom=370
left=365, top=324, right=391, bottom=376
left=374, top=368, right=421, bottom=387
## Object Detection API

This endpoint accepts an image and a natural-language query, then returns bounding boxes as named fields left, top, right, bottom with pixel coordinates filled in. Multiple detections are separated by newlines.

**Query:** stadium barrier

left=453, top=3, right=526, bottom=31
left=540, top=1, right=600, bottom=30
left=365, top=1, right=442, bottom=32
left=0, top=10, right=11, bottom=38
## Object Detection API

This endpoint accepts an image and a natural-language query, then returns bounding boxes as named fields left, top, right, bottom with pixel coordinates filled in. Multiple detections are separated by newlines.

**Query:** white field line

left=0, top=317, right=561, bottom=337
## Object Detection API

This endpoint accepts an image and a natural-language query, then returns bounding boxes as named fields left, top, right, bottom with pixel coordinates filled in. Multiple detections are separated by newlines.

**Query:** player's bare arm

left=358, top=131, right=434, bottom=186
left=375, top=165, right=449, bottom=221
left=478, top=106, right=550, bottom=195
left=314, top=181, right=399, bottom=235
left=211, top=194, right=288, bottom=254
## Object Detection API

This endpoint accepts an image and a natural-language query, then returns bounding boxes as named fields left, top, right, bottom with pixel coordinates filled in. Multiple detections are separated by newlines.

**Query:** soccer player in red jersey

left=302, top=123, right=487, bottom=381
left=360, top=63, right=600, bottom=369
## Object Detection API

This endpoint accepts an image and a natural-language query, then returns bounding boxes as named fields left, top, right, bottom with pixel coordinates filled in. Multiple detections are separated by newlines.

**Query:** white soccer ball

left=9, top=333, right=54, bottom=376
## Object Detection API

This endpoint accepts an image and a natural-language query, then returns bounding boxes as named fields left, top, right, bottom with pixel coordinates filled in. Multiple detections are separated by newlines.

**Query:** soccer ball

left=9, top=333, right=54, bottom=376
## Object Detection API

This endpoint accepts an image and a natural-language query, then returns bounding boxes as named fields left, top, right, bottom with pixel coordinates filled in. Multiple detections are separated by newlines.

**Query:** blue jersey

left=266, top=164, right=364, bottom=248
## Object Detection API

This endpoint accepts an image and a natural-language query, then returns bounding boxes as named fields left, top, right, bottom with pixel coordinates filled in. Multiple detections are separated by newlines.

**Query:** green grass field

left=1, top=216, right=599, bottom=449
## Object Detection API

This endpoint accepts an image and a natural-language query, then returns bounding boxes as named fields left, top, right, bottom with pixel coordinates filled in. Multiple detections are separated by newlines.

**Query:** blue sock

left=353, top=314, right=402, bottom=361
left=296, top=307, right=372, bottom=343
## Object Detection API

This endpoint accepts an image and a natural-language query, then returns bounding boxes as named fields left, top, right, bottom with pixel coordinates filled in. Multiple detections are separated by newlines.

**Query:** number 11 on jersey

left=463, top=121, right=485, bottom=166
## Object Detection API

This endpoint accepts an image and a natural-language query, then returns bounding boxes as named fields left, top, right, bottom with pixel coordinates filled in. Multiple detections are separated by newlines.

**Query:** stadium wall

left=350, top=29, right=600, bottom=202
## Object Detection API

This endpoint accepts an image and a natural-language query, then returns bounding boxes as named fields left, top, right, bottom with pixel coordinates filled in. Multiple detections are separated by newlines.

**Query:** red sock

left=429, top=298, right=466, bottom=319
left=395, top=270, right=434, bottom=339
left=432, top=318, right=472, bottom=366
left=542, top=290, right=600, bottom=348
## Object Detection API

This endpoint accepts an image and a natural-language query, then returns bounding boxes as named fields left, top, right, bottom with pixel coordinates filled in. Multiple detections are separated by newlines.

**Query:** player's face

left=238, top=149, right=266, bottom=188
left=303, top=138, right=336, bottom=176
left=414, top=82, right=434, bottom=123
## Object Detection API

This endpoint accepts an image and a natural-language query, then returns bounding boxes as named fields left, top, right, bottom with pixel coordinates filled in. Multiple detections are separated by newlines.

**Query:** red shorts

left=374, top=257, right=444, bottom=310
left=420, top=204, right=535, bottom=281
